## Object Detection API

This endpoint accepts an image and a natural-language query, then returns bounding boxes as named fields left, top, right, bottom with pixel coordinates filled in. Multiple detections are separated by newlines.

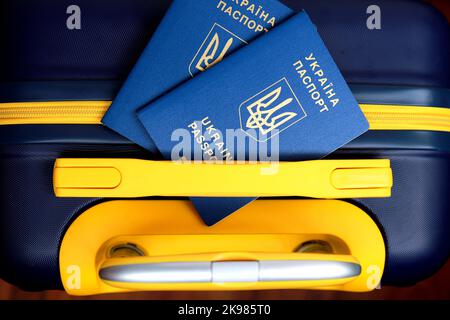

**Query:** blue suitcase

left=0, top=0, right=449, bottom=293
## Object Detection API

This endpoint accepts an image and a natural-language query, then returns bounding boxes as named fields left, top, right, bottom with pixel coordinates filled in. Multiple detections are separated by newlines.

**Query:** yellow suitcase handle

left=53, top=159, right=392, bottom=198
left=60, top=200, right=386, bottom=294
left=99, top=252, right=361, bottom=290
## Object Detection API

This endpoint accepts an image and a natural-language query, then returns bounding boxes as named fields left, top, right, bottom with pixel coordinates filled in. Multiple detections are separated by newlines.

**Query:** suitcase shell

left=0, top=0, right=449, bottom=292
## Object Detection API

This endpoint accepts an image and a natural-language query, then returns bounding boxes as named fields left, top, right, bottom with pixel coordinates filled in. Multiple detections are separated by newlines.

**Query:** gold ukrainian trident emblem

left=189, top=23, right=246, bottom=77
left=195, top=33, right=234, bottom=72
left=239, top=78, right=307, bottom=141
left=245, top=86, right=297, bottom=135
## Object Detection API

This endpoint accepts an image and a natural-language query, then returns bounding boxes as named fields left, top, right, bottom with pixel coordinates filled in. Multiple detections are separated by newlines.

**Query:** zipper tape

left=0, top=101, right=110, bottom=125
left=0, top=101, right=449, bottom=132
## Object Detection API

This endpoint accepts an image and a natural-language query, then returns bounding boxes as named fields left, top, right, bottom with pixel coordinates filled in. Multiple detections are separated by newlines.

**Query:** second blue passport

left=102, top=0, right=294, bottom=224
left=138, top=12, right=370, bottom=224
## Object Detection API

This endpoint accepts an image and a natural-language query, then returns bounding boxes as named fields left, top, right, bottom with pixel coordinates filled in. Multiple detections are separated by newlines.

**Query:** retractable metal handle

left=98, top=252, right=361, bottom=288
left=53, top=159, right=392, bottom=198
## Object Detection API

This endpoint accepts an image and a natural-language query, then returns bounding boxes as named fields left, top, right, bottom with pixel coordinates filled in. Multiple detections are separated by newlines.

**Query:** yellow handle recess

left=59, top=200, right=386, bottom=294
left=53, top=159, right=392, bottom=198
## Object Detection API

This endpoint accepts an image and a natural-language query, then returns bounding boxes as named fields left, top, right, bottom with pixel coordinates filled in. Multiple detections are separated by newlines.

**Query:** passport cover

left=102, top=0, right=293, bottom=150
left=138, top=11, right=370, bottom=224
left=102, top=0, right=294, bottom=224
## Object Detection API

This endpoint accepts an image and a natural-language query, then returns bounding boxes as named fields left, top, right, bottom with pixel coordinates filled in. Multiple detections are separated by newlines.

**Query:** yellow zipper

left=0, top=101, right=110, bottom=125
left=361, top=104, right=450, bottom=132
left=0, top=101, right=449, bottom=132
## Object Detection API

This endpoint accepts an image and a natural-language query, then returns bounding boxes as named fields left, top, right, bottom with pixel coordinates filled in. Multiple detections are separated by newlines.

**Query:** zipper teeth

left=0, top=108, right=106, bottom=117
left=361, top=105, right=450, bottom=131
left=0, top=105, right=107, bottom=111
left=365, top=112, right=448, bottom=120
left=0, top=102, right=449, bottom=132
left=0, top=102, right=110, bottom=122
left=366, top=113, right=450, bottom=125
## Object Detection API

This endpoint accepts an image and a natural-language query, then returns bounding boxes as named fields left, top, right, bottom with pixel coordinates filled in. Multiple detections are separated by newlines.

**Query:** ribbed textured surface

left=0, top=143, right=149, bottom=290
left=0, top=0, right=449, bottom=291
left=1, top=0, right=448, bottom=87
left=0, top=140, right=449, bottom=290
left=0, top=0, right=172, bottom=81
left=282, top=0, right=450, bottom=87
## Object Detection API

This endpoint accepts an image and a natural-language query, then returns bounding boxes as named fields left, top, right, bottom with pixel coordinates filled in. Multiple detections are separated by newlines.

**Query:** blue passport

left=138, top=11, right=370, bottom=224
left=102, top=0, right=294, bottom=224
left=102, top=0, right=293, bottom=150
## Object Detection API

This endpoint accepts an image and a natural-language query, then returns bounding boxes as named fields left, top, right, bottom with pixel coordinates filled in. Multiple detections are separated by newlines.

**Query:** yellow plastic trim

left=53, top=159, right=392, bottom=198
left=1, top=101, right=450, bottom=133
left=59, top=199, right=386, bottom=295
